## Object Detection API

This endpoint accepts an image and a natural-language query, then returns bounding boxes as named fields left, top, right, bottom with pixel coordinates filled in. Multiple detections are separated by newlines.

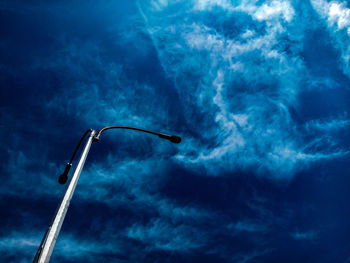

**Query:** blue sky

left=1, top=0, right=350, bottom=262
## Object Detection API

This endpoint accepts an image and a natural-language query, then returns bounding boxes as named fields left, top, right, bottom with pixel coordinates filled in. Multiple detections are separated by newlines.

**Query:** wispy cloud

left=193, top=0, right=295, bottom=23
left=290, top=230, right=319, bottom=240
left=305, top=117, right=350, bottom=132
left=311, top=0, right=350, bottom=33
left=138, top=0, right=348, bottom=179
left=227, top=220, right=268, bottom=233
left=311, top=0, right=350, bottom=76
left=126, top=218, right=205, bottom=251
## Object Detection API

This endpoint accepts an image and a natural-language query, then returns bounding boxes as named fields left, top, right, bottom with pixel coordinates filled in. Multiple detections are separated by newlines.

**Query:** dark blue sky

left=1, top=0, right=350, bottom=262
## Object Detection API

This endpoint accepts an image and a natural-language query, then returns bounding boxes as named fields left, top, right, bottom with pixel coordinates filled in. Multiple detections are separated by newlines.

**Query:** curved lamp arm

left=93, top=126, right=181, bottom=143
left=58, top=126, right=181, bottom=185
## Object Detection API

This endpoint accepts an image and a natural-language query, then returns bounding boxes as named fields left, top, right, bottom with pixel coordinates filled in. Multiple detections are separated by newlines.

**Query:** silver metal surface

left=35, top=130, right=96, bottom=263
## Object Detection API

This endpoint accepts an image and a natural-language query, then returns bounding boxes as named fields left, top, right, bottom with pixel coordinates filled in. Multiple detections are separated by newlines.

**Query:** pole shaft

left=34, top=130, right=96, bottom=263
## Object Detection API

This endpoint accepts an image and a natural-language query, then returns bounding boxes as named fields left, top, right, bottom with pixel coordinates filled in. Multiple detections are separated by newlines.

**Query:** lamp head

left=158, top=133, right=181, bottom=144
left=169, top=135, right=181, bottom=144
left=58, top=163, right=72, bottom=185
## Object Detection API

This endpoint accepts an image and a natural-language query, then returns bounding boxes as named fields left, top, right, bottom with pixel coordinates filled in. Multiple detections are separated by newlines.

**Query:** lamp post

left=33, top=126, right=181, bottom=263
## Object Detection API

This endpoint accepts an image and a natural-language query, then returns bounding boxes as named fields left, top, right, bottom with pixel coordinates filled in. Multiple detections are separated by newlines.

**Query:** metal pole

left=33, top=130, right=96, bottom=263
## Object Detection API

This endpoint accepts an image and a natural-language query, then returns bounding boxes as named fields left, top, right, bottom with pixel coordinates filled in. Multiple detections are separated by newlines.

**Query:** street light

left=33, top=126, right=181, bottom=263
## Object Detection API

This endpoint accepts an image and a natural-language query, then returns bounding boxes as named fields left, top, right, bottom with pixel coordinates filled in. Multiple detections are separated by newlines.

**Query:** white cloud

left=241, top=29, right=256, bottom=39
left=311, top=0, right=350, bottom=32
left=193, top=0, right=295, bottom=23
left=193, top=0, right=234, bottom=11
left=311, top=0, right=350, bottom=75
left=247, top=0, right=295, bottom=22
left=138, top=0, right=347, bottom=179
left=329, top=2, right=350, bottom=30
